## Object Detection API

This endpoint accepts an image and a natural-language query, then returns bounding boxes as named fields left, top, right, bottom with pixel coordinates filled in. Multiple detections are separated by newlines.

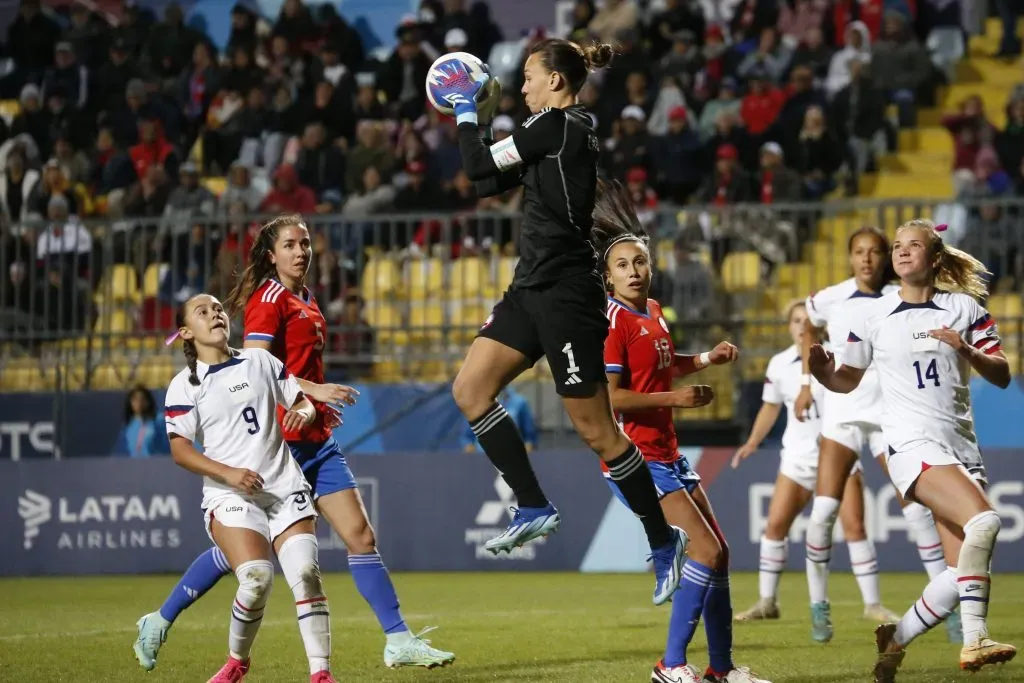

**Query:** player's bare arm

left=607, top=371, right=714, bottom=411
left=929, top=327, right=1011, bottom=389
left=673, top=341, right=739, bottom=377
left=168, top=434, right=263, bottom=495
left=809, top=343, right=865, bottom=394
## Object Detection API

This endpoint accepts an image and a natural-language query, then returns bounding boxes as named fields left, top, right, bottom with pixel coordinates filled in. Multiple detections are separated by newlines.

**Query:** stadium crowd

left=0, top=0, right=1020, bottom=369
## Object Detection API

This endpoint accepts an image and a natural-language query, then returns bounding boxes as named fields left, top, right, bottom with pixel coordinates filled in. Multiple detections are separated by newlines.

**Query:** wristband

left=800, top=374, right=811, bottom=386
left=698, top=352, right=711, bottom=367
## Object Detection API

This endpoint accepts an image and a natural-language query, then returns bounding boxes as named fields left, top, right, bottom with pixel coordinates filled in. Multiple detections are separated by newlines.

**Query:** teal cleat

left=810, top=601, right=834, bottom=643
left=133, top=612, right=171, bottom=671
left=383, top=627, right=455, bottom=669
left=945, top=608, right=963, bottom=643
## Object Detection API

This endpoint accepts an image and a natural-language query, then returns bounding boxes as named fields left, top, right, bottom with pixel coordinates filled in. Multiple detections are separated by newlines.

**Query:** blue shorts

left=605, top=457, right=701, bottom=508
left=288, top=437, right=358, bottom=499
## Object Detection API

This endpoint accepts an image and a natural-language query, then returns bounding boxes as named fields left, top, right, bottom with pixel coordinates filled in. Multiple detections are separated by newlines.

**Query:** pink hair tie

left=933, top=223, right=948, bottom=232
left=164, top=331, right=180, bottom=346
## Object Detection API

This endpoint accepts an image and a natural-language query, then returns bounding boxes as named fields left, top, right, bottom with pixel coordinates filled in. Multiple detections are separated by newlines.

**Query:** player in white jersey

left=733, top=301, right=879, bottom=622
left=795, top=227, right=949, bottom=643
left=809, top=220, right=1016, bottom=680
left=165, top=294, right=337, bottom=683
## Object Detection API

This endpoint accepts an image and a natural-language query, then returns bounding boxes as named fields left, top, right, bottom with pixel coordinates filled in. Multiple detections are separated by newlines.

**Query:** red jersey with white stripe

left=603, top=297, right=679, bottom=468
left=244, top=279, right=332, bottom=444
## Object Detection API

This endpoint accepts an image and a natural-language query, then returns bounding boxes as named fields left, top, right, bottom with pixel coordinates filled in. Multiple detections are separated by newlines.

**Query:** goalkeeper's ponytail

left=529, top=39, right=615, bottom=94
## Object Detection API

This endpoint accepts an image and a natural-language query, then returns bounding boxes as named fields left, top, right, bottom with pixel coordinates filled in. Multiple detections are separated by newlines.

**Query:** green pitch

left=1, top=572, right=1021, bottom=682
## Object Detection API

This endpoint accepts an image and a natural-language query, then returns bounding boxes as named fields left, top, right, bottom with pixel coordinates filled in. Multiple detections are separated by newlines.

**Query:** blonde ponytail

left=896, top=219, right=991, bottom=301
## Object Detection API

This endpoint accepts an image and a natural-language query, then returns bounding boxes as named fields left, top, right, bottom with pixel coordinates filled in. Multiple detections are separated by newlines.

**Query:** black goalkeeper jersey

left=457, top=104, right=601, bottom=288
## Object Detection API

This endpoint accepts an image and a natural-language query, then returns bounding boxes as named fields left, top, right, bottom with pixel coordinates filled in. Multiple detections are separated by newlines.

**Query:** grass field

left=0, top=572, right=1021, bottom=682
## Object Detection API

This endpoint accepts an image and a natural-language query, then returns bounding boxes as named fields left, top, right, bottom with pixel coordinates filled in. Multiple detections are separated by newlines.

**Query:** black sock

left=606, top=442, right=673, bottom=549
left=470, top=403, right=548, bottom=509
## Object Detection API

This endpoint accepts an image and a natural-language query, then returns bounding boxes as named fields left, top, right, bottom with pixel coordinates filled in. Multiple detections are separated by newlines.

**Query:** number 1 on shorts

left=562, top=342, right=580, bottom=374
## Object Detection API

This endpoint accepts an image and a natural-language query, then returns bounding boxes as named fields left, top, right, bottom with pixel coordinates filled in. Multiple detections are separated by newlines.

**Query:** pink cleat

left=206, top=656, right=249, bottom=683
left=311, top=672, right=337, bottom=683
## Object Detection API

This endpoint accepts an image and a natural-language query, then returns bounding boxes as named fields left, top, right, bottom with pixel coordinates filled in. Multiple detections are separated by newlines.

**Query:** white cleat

left=703, top=666, right=772, bottom=682
left=652, top=660, right=702, bottom=682
left=383, top=627, right=455, bottom=669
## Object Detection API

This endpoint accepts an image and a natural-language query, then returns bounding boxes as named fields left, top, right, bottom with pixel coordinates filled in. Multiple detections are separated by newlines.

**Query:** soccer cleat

left=734, top=598, right=780, bottom=622
left=383, top=627, right=456, bottom=669
left=310, top=672, right=336, bottom=683
left=959, top=637, right=1016, bottom=672
left=873, top=623, right=905, bottom=683
left=483, top=504, right=560, bottom=555
left=944, top=608, right=962, bottom=643
left=133, top=611, right=171, bottom=671
left=650, top=528, right=687, bottom=606
left=810, top=601, right=833, bottom=643
left=206, top=656, right=248, bottom=683
left=703, top=665, right=772, bottom=682
left=863, top=603, right=901, bottom=622
left=652, top=659, right=702, bottom=682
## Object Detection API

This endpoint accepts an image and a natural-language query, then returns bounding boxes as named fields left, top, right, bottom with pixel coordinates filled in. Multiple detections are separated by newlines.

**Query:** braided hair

left=224, top=213, right=306, bottom=316
left=175, top=298, right=201, bottom=386
left=591, top=179, right=649, bottom=289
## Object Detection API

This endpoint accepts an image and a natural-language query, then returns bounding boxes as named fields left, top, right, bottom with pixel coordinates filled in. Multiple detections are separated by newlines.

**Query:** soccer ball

left=425, top=51, right=492, bottom=117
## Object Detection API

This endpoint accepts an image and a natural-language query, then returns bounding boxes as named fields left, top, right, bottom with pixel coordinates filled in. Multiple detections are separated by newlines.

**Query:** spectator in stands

left=700, top=25, right=729, bottom=89
left=605, top=106, right=651, bottom=180
left=698, top=77, right=741, bottom=139
left=42, top=42, right=88, bottom=110
left=729, top=0, right=781, bottom=44
left=871, top=11, right=932, bottom=127
left=52, top=134, right=90, bottom=188
left=395, top=159, right=442, bottom=212
left=462, top=386, right=536, bottom=452
left=738, top=27, right=794, bottom=84
left=273, top=0, right=319, bottom=50
left=656, top=31, right=704, bottom=99
left=757, top=141, right=801, bottom=204
left=700, top=143, right=754, bottom=206
left=123, top=163, right=172, bottom=220
left=226, top=3, right=260, bottom=58
left=36, top=194, right=91, bottom=274
left=11, top=85, right=50, bottom=160
left=33, top=158, right=82, bottom=219
left=625, top=167, right=659, bottom=231
left=567, top=0, right=597, bottom=44
left=342, top=165, right=396, bottom=217
left=444, top=27, right=469, bottom=54
left=219, top=162, right=266, bottom=214
left=651, top=105, right=704, bottom=203
left=163, top=162, right=216, bottom=226
left=775, top=65, right=827, bottom=144
left=832, top=59, right=887, bottom=186
left=605, top=27, right=647, bottom=96
left=786, top=26, right=833, bottom=83
left=93, top=37, right=139, bottom=121
left=705, top=110, right=753, bottom=170
left=89, top=127, right=136, bottom=215
left=0, top=215, right=32, bottom=310
left=993, top=0, right=1022, bottom=59
left=942, top=95, right=996, bottom=174
left=353, top=73, right=386, bottom=122
left=826, top=21, right=872, bottom=97
left=668, top=237, right=715, bottom=339
left=972, top=147, right=1012, bottom=196
left=302, top=80, right=353, bottom=144
left=221, top=46, right=263, bottom=96
left=43, top=85, right=90, bottom=161
left=345, top=121, right=394, bottom=195
left=790, top=105, right=841, bottom=200
left=740, top=68, right=786, bottom=142
left=960, top=198, right=1022, bottom=288
left=649, top=0, right=707, bottom=61
left=332, top=289, right=376, bottom=380
left=110, top=2, right=154, bottom=61
left=589, top=0, right=639, bottom=44
left=113, top=386, right=171, bottom=457
left=109, top=79, right=155, bottom=148
left=778, top=0, right=829, bottom=49
left=997, top=97, right=1024, bottom=178
left=753, top=141, right=801, bottom=262
left=465, top=2, right=503, bottom=63
left=315, top=5, right=365, bottom=71
left=202, top=89, right=247, bottom=175
left=0, top=149, right=40, bottom=226
left=130, top=118, right=179, bottom=184
left=180, top=41, right=220, bottom=145
left=147, top=2, right=206, bottom=84
left=240, top=85, right=291, bottom=174
left=4, top=0, right=61, bottom=90
left=295, top=122, right=346, bottom=203
left=64, top=2, right=108, bottom=72
left=259, top=164, right=316, bottom=214
left=379, top=24, right=432, bottom=120
left=264, top=34, right=307, bottom=98
left=35, top=257, right=91, bottom=337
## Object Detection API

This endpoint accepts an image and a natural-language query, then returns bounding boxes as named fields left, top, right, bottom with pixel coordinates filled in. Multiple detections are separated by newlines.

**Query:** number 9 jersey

left=244, top=278, right=333, bottom=443
left=164, top=348, right=311, bottom=508
left=604, top=297, right=678, bottom=465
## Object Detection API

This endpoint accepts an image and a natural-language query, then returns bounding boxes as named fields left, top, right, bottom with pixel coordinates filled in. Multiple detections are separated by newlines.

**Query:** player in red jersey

left=592, top=182, right=769, bottom=683
left=134, top=215, right=454, bottom=672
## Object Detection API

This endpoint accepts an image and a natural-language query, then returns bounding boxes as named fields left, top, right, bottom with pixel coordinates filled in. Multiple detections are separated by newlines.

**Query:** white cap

left=621, top=105, right=646, bottom=121
left=493, top=115, right=515, bottom=132
left=445, top=28, right=468, bottom=48
left=761, top=141, right=783, bottom=157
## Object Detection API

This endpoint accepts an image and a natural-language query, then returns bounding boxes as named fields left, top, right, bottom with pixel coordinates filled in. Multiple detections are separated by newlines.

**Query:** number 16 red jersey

left=603, top=297, right=679, bottom=466
left=244, top=278, right=333, bottom=444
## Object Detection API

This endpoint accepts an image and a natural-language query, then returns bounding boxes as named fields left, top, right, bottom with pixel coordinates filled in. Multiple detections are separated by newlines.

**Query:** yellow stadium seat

left=408, top=303, right=444, bottom=342
left=201, top=177, right=227, bottom=196
left=108, top=264, right=141, bottom=304
left=0, top=99, right=20, bottom=122
left=364, top=303, right=407, bottom=346
left=361, top=258, right=401, bottom=300
left=655, top=240, right=674, bottom=271
left=496, top=257, right=517, bottom=294
left=94, top=308, right=134, bottom=337
left=143, top=263, right=168, bottom=298
left=988, top=294, right=1022, bottom=337
left=91, top=362, right=132, bottom=390
left=720, top=252, right=760, bottom=293
left=449, top=258, right=488, bottom=301
left=406, top=258, right=444, bottom=300
left=372, top=359, right=404, bottom=382
left=450, top=302, right=489, bottom=343
left=135, top=358, right=178, bottom=389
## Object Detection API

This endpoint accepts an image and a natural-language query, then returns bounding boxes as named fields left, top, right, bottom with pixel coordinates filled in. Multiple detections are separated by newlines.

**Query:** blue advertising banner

left=3, top=449, right=1023, bottom=577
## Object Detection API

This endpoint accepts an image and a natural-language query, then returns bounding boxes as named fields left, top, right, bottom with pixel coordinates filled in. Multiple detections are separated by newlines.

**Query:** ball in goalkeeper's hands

left=425, top=51, right=494, bottom=117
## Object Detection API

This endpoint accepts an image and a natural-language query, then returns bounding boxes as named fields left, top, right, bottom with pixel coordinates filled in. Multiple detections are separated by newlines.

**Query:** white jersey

left=763, top=343, right=825, bottom=456
left=807, top=278, right=899, bottom=421
left=164, top=347, right=310, bottom=509
left=843, top=290, right=1001, bottom=457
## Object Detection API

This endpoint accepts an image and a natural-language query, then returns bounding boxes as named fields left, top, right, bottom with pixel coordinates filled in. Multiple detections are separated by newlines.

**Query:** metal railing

left=1, top=197, right=1021, bottom=431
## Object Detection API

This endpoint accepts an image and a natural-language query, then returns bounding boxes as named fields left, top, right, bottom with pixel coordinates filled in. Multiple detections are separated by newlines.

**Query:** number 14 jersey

left=604, top=297, right=679, bottom=465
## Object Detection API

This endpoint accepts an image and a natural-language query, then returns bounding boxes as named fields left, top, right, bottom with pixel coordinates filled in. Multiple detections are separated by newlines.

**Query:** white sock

left=229, top=559, right=274, bottom=662
left=759, top=536, right=787, bottom=601
left=894, top=567, right=959, bottom=647
left=958, top=511, right=1001, bottom=645
left=847, top=539, right=881, bottom=605
left=277, top=534, right=331, bottom=674
left=805, top=496, right=840, bottom=604
left=903, top=502, right=947, bottom=580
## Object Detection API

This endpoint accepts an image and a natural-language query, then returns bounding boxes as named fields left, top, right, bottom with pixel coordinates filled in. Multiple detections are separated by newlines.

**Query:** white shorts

left=821, top=418, right=888, bottom=458
left=779, top=447, right=864, bottom=492
left=204, top=490, right=317, bottom=543
left=886, top=440, right=988, bottom=498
